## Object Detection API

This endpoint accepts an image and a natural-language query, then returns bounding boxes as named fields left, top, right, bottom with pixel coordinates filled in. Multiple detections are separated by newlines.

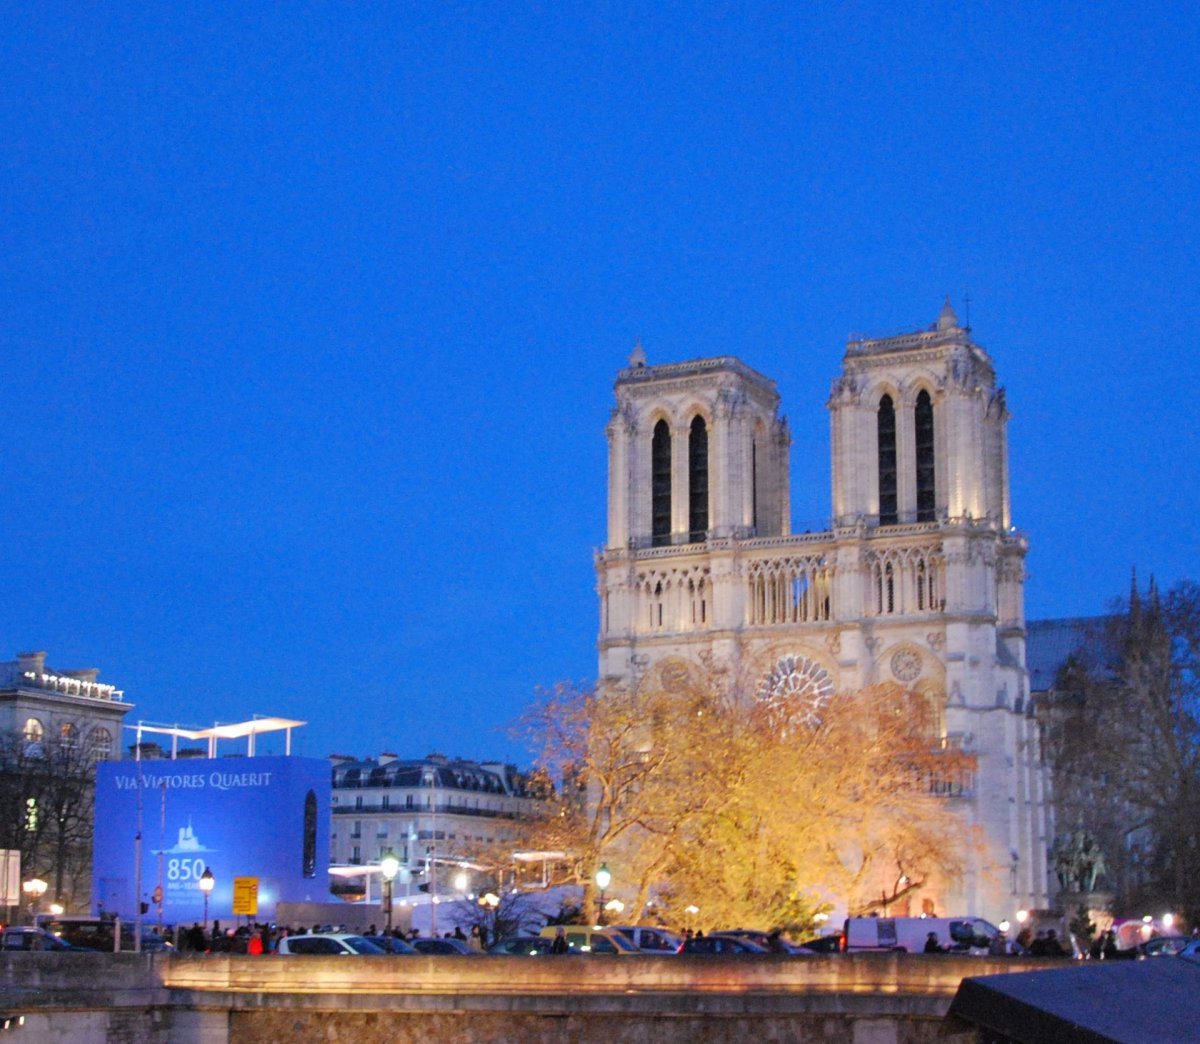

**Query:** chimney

left=17, top=651, right=47, bottom=676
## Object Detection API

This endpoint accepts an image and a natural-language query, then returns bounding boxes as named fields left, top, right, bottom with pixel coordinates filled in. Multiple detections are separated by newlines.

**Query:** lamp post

left=22, top=878, right=47, bottom=924
left=478, top=892, right=499, bottom=948
left=198, top=866, right=215, bottom=936
left=425, top=769, right=438, bottom=935
left=594, top=863, right=611, bottom=926
left=380, top=851, right=399, bottom=935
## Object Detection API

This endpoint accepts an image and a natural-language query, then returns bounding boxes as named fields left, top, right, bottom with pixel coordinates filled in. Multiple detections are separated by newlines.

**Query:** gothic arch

left=868, top=642, right=947, bottom=739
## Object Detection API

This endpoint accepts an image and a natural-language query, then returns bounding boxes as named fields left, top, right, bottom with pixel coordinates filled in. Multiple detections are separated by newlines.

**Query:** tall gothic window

left=878, top=394, right=898, bottom=526
left=688, top=416, right=708, bottom=543
left=915, top=389, right=935, bottom=522
left=651, top=420, right=671, bottom=546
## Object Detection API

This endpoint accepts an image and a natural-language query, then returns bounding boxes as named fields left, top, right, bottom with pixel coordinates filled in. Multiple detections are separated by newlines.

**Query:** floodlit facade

left=596, top=302, right=1051, bottom=923
left=328, top=753, right=542, bottom=893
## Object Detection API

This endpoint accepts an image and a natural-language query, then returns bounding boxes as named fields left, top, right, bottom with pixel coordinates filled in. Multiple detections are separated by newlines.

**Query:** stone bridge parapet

left=1, top=951, right=1042, bottom=1043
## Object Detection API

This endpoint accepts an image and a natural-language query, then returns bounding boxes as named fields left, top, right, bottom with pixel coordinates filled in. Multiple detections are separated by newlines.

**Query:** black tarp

left=945, top=959, right=1200, bottom=1043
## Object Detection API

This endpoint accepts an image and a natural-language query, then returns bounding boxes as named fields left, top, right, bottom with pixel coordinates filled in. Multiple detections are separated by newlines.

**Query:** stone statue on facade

left=1052, top=827, right=1107, bottom=894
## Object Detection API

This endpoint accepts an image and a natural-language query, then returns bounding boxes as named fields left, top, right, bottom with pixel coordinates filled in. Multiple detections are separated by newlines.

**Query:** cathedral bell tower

left=828, top=299, right=1012, bottom=531
left=605, top=347, right=791, bottom=551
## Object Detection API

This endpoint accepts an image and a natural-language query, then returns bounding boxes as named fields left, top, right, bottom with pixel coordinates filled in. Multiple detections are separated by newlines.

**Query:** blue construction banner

left=93, top=756, right=330, bottom=924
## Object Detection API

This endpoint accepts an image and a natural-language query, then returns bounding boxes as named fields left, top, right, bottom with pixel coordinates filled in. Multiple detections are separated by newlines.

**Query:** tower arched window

left=878, top=395, right=898, bottom=525
left=915, top=389, right=935, bottom=522
left=651, top=420, right=671, bottom=547
left=688, top=416, right=708, bottom=543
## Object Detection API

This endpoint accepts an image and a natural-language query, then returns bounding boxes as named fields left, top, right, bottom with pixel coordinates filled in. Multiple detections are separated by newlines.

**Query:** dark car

left=373, top=935, right=419, bottom=954
left=488, top=935, right=558, bottom=956
left=37, top=917, right=172, bottom=953
left=2, top=927, right=94, bottom=952
left=797, top=933, right=843, bottom=954
left=1138, top=935, right=1190, bottom=958
left=412, top=937, right=475, bottom=955
left=717, top=929, right=808, bottom=954
left=681, top=934, right=769, bottom=954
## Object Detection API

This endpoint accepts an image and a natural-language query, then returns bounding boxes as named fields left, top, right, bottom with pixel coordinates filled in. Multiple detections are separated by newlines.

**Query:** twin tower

left=595, top=302, right=1051, bottom=923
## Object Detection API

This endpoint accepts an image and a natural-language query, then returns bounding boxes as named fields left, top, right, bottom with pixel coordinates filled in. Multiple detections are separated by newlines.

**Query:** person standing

left=550, top=926, right=569, bottom=954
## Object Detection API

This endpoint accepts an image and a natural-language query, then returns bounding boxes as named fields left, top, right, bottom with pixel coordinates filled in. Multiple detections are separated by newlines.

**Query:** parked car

left=37, top=916, right=172, bottom=953
left=276, top=933, right=388, bottom=955
left=1137, top=935, right=1190, bottom=958
left=797, top=933, right=843, bottom=954
left=716, top=929, right=809, bottom=954
left=488, top=935, right=558, bottom=956
left=537, top=926, right=642, bottom=955
left=371, top=935, right=419, bottom=954
left=1177, top=939, right=1200, bottom=963
left=611, top=925, right=684, bottom=953
left=411, top=937, right=475, bottom=955
left=681, top=933, right=770, bottom=954
left=2, top=927, right=94, bottom=952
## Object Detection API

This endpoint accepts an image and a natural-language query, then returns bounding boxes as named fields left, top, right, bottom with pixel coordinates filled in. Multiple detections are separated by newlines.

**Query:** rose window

left=756, top=655, right=835, bottom=728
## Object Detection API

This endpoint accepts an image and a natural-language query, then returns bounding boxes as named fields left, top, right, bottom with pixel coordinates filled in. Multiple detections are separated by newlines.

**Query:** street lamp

left=22, top=878, right=47, bottom=923
left=198, top=867, right=215, bottom=932
left=380, top=851, right=400, bottom=935
left=425, top=769, right=438, bottom=935
left=454, top=870, right=469, bottom=894
left=594, top=863, right=611, bottom=925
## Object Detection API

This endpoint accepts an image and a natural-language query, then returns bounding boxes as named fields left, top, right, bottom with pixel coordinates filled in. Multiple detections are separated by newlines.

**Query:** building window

left=87, top=727, right=113, bottom=761
left=651, top=419, right=671, bottom=546
left=22, top=718, right=43, bottom=742
left=382, top=795, right=390, bottom=810
left=915, top=389, right=935, bottom=522
left=59, top=722, right=79, bottom=749
left=751, top=437, right=758, bottom=531
left=303, top=790, right=317, bottom=878
left=878, top=394, right=897, bottom=525
left=688, top=416, right=708, bottom=543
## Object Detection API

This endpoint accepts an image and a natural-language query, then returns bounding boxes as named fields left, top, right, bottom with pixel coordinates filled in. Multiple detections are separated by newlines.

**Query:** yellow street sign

left=232, top=876, right=259, bottom=917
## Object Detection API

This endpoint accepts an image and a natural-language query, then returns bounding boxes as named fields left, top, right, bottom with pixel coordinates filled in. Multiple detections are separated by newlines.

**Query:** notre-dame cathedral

left=595, top=301, right=1051, bottom=924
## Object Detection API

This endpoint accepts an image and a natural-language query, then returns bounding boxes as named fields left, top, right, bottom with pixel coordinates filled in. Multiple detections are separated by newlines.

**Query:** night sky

left=2, top=4, right=1196, bottom=764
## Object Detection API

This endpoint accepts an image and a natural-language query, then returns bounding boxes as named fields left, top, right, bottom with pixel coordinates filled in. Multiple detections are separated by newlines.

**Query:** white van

left=843, top=916, right=998, bottom=955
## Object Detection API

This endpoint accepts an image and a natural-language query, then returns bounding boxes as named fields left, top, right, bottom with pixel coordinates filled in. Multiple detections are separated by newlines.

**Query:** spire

left=937, top=296, right=959, bottom=331
left=1127, top=567, right=1143, bottom=644
left=628, top=339, right=646, bottom=368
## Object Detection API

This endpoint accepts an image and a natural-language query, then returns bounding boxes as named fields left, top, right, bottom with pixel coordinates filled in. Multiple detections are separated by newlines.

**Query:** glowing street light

left=22, top=878, right=47, bottom=922
left=380, top=850, right=400, bottom=935
left=198, top=866, right=215, bottom=930
left=594, top=864, right=611, bottom=925
left=453, top=870, right=469, bottom=894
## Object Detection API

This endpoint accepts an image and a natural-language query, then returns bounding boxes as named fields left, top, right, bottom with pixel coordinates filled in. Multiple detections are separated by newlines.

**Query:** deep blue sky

left=2, top=4, right=1196, bottom=765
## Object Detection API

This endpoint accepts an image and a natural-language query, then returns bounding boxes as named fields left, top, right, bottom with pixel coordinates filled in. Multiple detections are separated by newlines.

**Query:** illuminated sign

left=232, top=877, right=259, bottom=917
left=93, top=756, right=329, bottom=924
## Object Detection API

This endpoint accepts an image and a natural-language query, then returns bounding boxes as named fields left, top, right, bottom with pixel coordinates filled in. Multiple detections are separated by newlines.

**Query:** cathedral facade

left=595, top=302, right=1051, bottom=924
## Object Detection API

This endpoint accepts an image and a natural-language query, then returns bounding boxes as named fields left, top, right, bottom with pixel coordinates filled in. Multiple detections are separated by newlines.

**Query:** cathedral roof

left=1025, top=616, right=1113, bottom=692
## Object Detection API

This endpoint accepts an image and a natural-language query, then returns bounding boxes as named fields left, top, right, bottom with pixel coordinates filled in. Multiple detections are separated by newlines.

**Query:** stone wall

left=0, top=952, right=1036, bottom=1043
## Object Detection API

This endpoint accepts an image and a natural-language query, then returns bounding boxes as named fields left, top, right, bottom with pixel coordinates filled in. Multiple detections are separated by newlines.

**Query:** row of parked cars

left=271, top=925, right=842, bottom=957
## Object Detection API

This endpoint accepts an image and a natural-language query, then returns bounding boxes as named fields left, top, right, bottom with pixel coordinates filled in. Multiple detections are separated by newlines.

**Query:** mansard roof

left=330, top=753, right=532, bottom=796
